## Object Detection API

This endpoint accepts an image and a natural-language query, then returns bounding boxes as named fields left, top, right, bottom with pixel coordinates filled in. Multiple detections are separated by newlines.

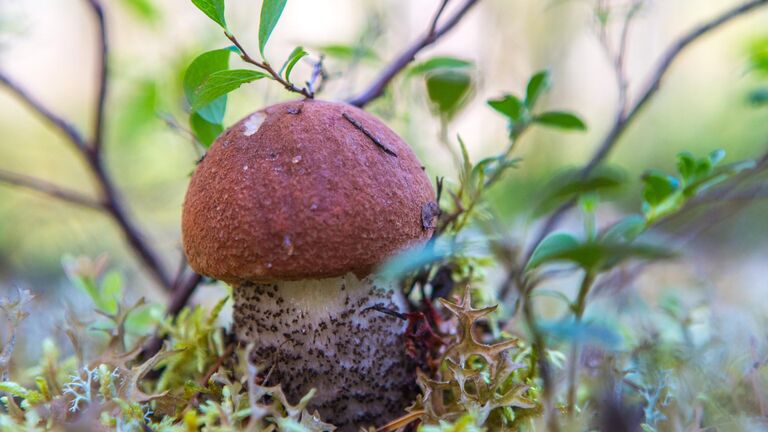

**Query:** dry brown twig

left=0, top=0, right=176, bottom=292
left=347, top=0, right=480, bottom=108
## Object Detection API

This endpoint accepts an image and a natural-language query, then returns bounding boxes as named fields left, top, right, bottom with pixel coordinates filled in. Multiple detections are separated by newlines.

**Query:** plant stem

left=518, top=273, right=561, bottom=432
left=347, top=0, right=480, bottom=107
left=566, top=270, right=596, bottom=415
left=225, top=33, right=314, bottom=99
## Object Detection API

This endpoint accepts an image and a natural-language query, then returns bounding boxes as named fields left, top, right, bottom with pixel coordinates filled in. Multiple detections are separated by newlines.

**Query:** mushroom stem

left=234, top=273, right=416, bottom=430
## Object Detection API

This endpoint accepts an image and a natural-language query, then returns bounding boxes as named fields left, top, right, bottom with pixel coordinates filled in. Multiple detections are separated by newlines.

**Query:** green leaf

left=100, top=270, right=122, bottom=314
left=0, top=382, right=29, bottom=398
left=487, top=95, right=523, bottom=122
left=602, top=214, right=646, bottom=242
left=280, top=46, right=308, bottom=81
left=472, top=155, right=521, bottom=181
left=458, top=134, right=473, bottom=181
left=525, top=70, right=550, bottom=108
left=708, top=149, right=726, bottom=167
left=191, top=69, right=269, bottom=111
left=748, top=36, right=768, bottom=75
left=190, top=112, right=224, bottom=148
left=378, top=236, right=485, bottom=280
left=749, top=88, right=768, bottom=106
left=535, top=166, right=625, bottom=215
left=125, top=303, right=163, bottom=335
left=642, top=170, right=680, bottom=206
left=184, top=48, right=236, bottom=124
left=676, top=151, right=696, bottom=182
left=190, top=0, right=226, bottom=29
left=534, top=111, right=587, bottom=131
left=259, top=0, right=288, bottom=58
left=317, top=43, right=378, bottom=61
left=119, top=0, right=161, bottom=23
left=526, top=233, right=580, bottom=270
left=408, top=56, right=473, bottom=76
left=425, top=69, right=472, bottom=118
left=378, top=243, right=451, bottom=279
left=530, top=237, right=672, bottom=272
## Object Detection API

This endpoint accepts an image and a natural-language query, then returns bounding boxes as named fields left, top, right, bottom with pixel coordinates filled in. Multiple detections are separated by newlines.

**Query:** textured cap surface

left=182, top=99, right=436, bottom=283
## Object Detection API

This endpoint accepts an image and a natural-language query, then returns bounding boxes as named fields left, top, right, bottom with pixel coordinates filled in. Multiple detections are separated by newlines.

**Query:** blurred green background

left=0, top=0, right=767, bottom=317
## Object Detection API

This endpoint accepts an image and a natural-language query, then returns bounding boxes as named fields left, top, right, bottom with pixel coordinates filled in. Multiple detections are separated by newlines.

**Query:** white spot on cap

left=292, top=155, right=302, bottom=164
left=243, top=112, right=266, bottom=136
left=282, top=235, right=294, bottom=256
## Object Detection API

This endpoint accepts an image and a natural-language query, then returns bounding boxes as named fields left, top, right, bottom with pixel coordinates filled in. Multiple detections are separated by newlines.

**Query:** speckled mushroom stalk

left=234, top=274, right=412, bottom=426
left=182, top=100, right=436, bottom=430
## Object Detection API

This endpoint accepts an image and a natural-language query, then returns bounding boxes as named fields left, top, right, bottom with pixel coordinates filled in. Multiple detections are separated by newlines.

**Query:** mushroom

left=181, top=100, right=436, bottom=428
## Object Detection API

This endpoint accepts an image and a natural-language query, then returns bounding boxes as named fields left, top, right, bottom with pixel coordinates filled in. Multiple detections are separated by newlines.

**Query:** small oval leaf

left=190, top=0, right=226, bottom=29
left=525, top=70, right=550, bottom=108
left=184, top=48, right=234, bottom=124
left=280, top=46, right=308, bottom=82
left=259, top=0, right=288, bottom=58
left=191, top=69, right=269, bottom=111
left=408, top=56, right=473, bottom=76
left=534, top=111, right=587, bottom=131
left=190, top=112, right=224, bottom=148
left=488, top=95, right=523, bottom=122
left=526, top=233, right=580, bottom=271
left=425, top=69, right=473, bottom=118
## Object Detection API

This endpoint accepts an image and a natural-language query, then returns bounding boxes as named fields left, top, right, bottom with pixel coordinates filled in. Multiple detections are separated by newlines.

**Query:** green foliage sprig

left=186, top=0, right=322, bottom=148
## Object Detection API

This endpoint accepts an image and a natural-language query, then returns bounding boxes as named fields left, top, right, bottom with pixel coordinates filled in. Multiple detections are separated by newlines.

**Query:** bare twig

left=225, top=33, right=314, bottom=98
left=0, top=169, right=104, bottom=210
left=84, top=0, right=108, bottom=152
left=611, top=1, right=643, bottom=117
left=523, top=0, right=768, bottom=267
left=0, top=1, right=174, bottom=291
left=305, top=55, right=326, bottom=96
left=429, top=0, right=451, bottom=35
left=347, top=0, right=480, bottom=107
left=566, top=270, right=596, bottom=415
left=0, top=73, right=87, bottom=151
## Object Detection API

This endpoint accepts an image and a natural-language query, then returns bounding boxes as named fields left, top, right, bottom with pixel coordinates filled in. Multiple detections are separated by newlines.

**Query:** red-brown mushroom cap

left=182, top=99, right=436, bottom=284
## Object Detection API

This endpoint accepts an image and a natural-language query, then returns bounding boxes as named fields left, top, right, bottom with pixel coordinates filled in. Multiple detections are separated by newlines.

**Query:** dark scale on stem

left=234, top=276, right=417, bottom=431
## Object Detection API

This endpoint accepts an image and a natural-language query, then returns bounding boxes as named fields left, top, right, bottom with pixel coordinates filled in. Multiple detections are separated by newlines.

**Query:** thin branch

left=429, top=0, right=451, bottom=35
left=305, top=55, right=327, bottom=96
left=0, top=72, right=88, bottom=152
left=84, top=0, right=108, bottom=152
left=613, top=1, right=642, bottom=117
left=0, top=6, right=174, bottom=291
left=225, top=33, right=314, bottom=99
left=0, top=169, right=104, bottom=210
left=523, top=0, right=768, bottom=266
left=91, top=158, right=174, bottom=289
left=587, top=0, right=768, bottom=175
left=168, top=272, right=204, bottom=317
left=347, top=0, right=480, bottom=108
